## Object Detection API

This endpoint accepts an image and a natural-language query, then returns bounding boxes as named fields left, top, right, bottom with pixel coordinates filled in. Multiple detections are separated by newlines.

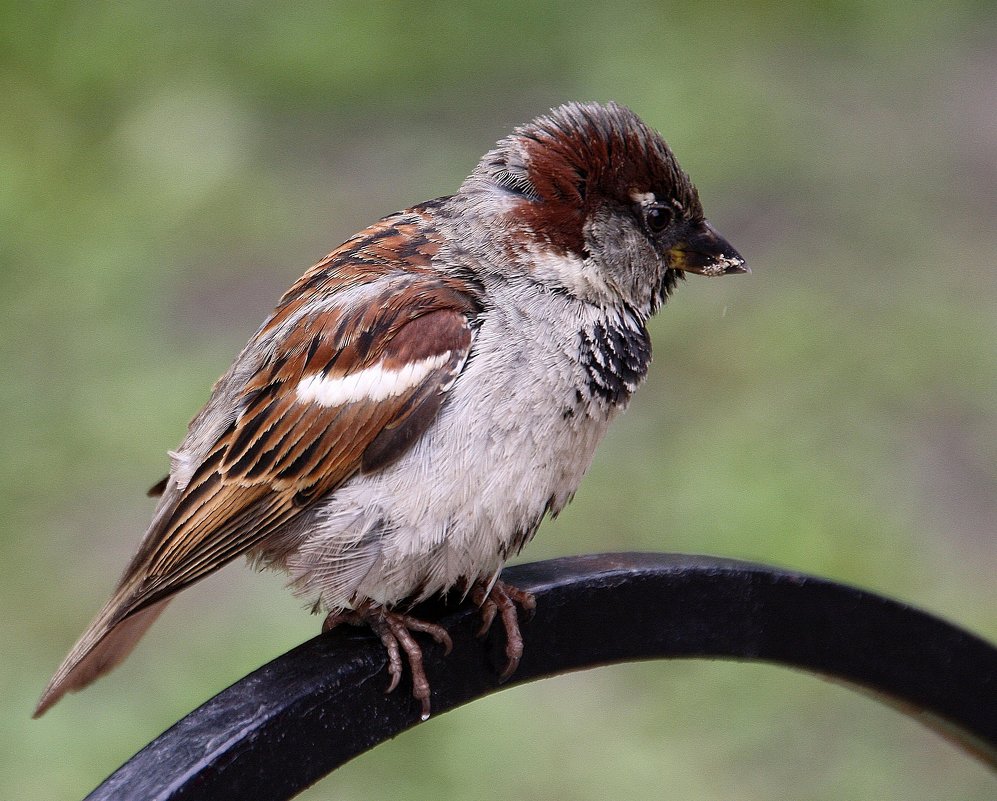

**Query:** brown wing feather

left=36, top=209, right=478, bottom=716
left=129, top=306, right=475, bottom=611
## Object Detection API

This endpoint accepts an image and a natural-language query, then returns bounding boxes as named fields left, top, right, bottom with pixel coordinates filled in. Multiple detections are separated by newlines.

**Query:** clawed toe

left=471, top=579, right=535, bottom=681
left=328, top=604, right=451, bottom=719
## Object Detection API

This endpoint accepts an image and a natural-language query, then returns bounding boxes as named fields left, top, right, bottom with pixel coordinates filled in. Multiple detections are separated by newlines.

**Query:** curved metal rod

left=85, top=553, right=997, bottom=801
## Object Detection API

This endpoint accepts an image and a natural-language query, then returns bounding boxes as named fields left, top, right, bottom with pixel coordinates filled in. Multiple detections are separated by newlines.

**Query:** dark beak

left=667, top=221, right=748, bottom=277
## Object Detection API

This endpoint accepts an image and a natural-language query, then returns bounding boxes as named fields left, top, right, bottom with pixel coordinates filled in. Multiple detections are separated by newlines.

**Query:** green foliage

left=3, top=1, right=994, bottom=798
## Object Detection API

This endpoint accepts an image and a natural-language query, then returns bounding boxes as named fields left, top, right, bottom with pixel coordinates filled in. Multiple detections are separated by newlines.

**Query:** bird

left=36, top=101, right=747, bottom=720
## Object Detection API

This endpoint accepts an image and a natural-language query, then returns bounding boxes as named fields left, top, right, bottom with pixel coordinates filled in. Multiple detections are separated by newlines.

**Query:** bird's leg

left=470, top=579, right=536, bottom=681
left=323, top=603, right=452, bottom=719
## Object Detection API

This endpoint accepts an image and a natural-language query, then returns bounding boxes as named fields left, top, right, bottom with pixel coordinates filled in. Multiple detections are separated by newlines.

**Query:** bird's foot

left=323, top=604, right=452, bottom=720
left=470, top=579, right=536, bottom=681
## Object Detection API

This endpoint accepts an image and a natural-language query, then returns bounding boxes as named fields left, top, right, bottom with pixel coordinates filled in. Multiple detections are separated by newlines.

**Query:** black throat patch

left=578, top=315, right=652, bottom=406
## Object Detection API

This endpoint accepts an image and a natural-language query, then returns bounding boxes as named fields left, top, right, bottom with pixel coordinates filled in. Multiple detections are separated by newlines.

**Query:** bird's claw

left=471, top=580, right=535, bottom=681
left=323, top=605, right=452, bottom=719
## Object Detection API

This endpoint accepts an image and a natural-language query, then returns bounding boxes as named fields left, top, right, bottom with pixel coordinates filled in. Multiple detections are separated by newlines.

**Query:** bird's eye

left=644, top=204, right=673, bottom=234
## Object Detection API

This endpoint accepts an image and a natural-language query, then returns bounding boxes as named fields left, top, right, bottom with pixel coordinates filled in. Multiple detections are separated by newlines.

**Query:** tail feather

left=34, top=597, right=170, bottom=717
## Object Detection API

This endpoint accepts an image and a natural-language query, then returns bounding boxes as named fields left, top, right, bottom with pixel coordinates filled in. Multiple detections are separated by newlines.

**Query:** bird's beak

left=667, top=221, right=749, bottom=277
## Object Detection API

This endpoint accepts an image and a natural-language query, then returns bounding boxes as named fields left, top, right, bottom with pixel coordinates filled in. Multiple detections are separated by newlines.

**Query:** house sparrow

left=36, top=101, right=746, bottom=720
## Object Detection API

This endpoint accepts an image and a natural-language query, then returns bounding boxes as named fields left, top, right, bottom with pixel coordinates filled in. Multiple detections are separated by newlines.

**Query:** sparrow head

left=461, top=101, right=747, bottom=316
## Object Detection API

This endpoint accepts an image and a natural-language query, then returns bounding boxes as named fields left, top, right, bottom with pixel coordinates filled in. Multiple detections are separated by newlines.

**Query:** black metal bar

left=85, top=553, right=997, bottom=801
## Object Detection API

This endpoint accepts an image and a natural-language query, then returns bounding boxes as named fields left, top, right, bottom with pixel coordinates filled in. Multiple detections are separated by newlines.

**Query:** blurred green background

left=4, top=1, right=995, bottom=798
